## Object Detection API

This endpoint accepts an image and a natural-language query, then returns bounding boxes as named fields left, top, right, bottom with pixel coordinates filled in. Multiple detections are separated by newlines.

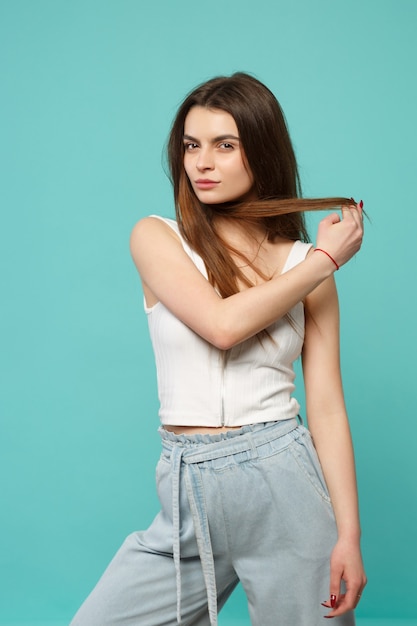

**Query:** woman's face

left=183, top=106, right=255, bottom=204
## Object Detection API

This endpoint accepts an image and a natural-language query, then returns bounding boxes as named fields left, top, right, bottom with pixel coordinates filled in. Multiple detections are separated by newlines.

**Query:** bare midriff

left=163, top=424, right=243, bottom=435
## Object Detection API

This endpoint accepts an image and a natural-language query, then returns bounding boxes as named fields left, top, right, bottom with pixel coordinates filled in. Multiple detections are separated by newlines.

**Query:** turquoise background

left=1, top=0, right=416, bottom=624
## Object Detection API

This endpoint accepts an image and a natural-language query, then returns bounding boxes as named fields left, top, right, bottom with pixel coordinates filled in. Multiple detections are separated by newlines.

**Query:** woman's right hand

left=315, top=203, right=364, bottom=269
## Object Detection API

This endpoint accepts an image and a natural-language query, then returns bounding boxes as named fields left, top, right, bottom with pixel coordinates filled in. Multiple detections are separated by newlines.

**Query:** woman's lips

left=195, top=179, right=220, bottom=190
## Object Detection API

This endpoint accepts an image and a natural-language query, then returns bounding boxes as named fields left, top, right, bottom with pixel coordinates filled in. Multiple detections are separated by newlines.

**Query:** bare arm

left=130, top=207, right=363, bottom=349
left=302, top=277, right=367, bottom=617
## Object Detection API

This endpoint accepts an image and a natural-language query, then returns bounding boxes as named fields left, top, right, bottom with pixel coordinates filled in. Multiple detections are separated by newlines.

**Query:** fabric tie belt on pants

left=159, top=417, right=300, bottom=626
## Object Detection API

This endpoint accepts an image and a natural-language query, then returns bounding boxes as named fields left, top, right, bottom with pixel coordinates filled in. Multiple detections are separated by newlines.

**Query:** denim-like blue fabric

left=71, top=419, right=354, bottom=626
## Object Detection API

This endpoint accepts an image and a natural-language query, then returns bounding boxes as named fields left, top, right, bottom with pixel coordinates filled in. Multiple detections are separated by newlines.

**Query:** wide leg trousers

left=70, top=419, right=355, bottom=626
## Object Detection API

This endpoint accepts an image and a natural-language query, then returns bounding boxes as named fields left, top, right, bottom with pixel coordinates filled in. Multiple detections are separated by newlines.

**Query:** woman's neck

left=213, top=216, right=268, bottom=254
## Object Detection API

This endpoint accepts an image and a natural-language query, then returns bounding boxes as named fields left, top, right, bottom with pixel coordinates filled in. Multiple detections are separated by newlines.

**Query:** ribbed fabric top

left=145, top=216, right=312, bottom=427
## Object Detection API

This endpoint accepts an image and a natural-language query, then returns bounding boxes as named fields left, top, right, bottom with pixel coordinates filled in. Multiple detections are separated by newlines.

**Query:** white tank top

left=145, top=216, right=312, bottom=427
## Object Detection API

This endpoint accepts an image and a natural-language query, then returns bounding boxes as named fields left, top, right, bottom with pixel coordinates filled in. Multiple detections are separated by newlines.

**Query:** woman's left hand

left=321, top=538, right=367, bottom=618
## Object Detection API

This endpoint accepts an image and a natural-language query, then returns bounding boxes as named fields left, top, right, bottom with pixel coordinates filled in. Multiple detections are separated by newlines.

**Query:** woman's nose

left=196, top=148, right=214, bottom=171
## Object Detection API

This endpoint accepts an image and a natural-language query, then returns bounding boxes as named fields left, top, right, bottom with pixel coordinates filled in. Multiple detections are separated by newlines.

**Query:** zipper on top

left=220, top=350, right=230, bottom=426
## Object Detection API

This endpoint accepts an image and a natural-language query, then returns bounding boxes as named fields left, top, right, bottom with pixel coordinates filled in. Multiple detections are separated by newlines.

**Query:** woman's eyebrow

left=183, top=133, right=240, bottom=143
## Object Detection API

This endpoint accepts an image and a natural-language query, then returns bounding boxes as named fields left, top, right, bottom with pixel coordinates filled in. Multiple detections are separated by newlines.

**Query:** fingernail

left=359, top=200, right=364, bottom=209
left=330, top=594, right=337, bottom=608
left=324, top=616, right=334, bottom=619
left=349, top=197, right=355, bottom=203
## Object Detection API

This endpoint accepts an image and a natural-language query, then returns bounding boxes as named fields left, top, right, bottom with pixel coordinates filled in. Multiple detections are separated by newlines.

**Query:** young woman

left=70, top=72, right=366, bottom=626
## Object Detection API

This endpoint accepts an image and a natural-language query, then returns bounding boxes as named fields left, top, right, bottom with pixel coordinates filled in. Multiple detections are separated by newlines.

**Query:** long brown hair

left=168, top=72, right=352, bottom=298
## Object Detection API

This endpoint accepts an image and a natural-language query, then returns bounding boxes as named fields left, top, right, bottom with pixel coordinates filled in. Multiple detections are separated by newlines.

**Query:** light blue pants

left=70, top=419, right=354, bottom=626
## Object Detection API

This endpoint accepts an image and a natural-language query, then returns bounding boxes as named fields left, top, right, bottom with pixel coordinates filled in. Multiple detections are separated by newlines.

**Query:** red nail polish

left=330, top=594, right=337, bottom=608
left=359, top=200, right=364, bottom=209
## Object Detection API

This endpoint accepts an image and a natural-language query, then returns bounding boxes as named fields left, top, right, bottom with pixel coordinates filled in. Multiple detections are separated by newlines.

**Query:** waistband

left=158, top=418, right=299, bottom=625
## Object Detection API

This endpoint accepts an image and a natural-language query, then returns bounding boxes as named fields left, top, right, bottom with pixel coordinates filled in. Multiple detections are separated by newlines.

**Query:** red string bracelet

left=314, top=248, right=339, bottom=270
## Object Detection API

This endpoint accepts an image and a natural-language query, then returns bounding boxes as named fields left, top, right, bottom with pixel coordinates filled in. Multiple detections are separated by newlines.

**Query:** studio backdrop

left=1, top=0, right=416, bottom=624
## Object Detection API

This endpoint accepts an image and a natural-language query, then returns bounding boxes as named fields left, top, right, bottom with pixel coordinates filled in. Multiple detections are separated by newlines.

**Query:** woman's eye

left=184, top=142, right=198, bottom=151
left=219, top=142, right=234, bottom=150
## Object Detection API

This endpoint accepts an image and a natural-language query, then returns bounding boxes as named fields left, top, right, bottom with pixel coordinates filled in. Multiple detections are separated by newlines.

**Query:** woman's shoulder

left=129, top=214, right=208, bottom=280
left=130, top=215, right=185, bottom=268
left=130, top=215, right=181, bottom=245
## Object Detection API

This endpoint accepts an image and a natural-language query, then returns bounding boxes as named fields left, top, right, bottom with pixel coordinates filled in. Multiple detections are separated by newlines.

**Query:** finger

left=356, top=200, right=364, bottom=225
left=353, top=585, right=366, bottom=609
left=341, top=204, right=363, bottom=232
left=348, top=197, right=363, bottom=211
left=322, top=593, right=345, bottom=618
left=328, top=564, right=342, bottom=608
left=323, top=593, right=351, bottom=618
left=351, top=207, right=363, bottom=228
left=326, top=584, right=363, bottom=617
left=349, top=199, right=364, bottom=219
left=324, top=211, right=341, bottom=225
left=341, top=205, right=357, bottom=220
